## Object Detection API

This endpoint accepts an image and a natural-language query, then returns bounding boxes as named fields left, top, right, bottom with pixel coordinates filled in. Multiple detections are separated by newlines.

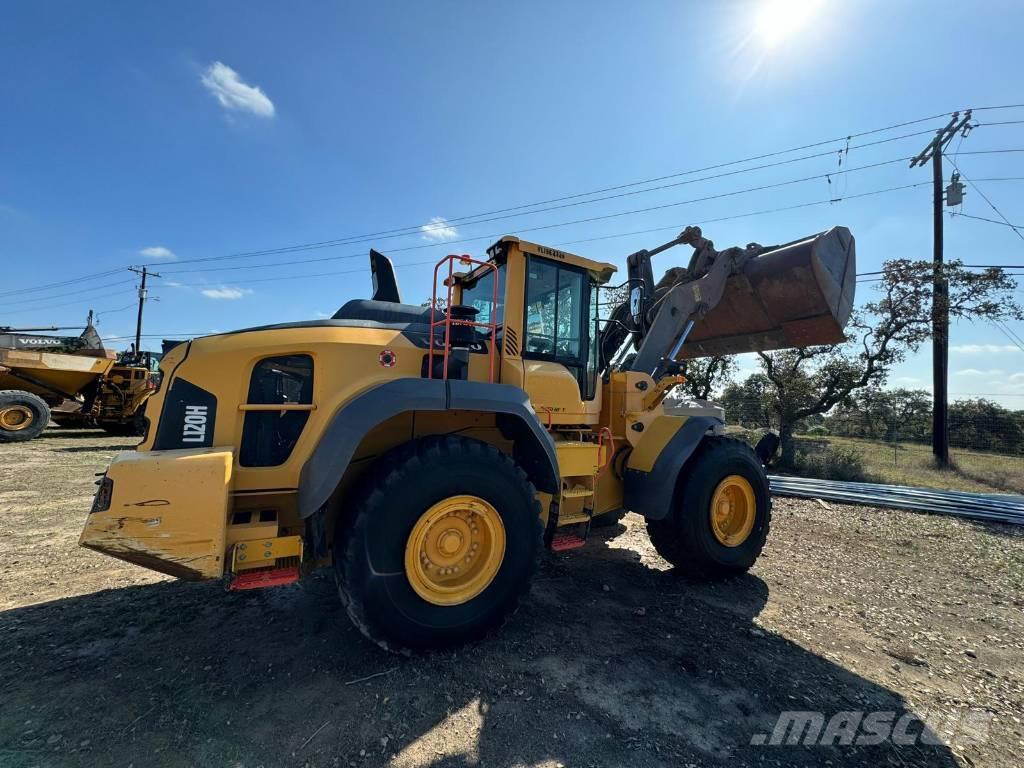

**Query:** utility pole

left=909, top=110, right=972, bottom=467
left=128, top=266, right=160, bottom=358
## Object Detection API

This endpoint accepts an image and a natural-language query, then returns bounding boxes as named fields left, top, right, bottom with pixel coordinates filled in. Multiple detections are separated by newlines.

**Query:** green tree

left=827, top=388, right=931, bottom=442
left=948, top=399, right=1024, bottom=455
left=720, top=374, right=775, bottom=429
left=670, top=356, right=736, bottom=400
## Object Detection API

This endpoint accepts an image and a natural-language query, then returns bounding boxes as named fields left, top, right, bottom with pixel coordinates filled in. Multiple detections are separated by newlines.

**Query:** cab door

left=520, top=257, right=599, bottom=424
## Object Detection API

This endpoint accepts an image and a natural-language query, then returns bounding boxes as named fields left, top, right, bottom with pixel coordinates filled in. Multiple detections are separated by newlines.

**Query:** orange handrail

left=427, top=254, right=499, bottom=383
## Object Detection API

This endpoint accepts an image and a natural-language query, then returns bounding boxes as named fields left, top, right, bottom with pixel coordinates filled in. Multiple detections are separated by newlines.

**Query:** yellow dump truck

left=0, top=324, right=159, bottom=441
left=0, top=325, right=115, bottom=441
left=81, top=226, right=855, bottom=651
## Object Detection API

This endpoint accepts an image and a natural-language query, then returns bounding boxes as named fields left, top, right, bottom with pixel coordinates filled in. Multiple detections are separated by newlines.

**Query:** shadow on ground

left=0, top=525, right=957, bottom=768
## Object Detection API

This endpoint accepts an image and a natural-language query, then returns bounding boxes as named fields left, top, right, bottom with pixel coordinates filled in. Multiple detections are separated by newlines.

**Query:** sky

left=2, top=1, right=1023, bottom=406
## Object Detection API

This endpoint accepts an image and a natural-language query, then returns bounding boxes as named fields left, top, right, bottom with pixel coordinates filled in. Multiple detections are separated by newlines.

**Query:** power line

left=152, top=126, right=951, bottom=268
left=6, top=179, right=1017, bottom=315
left=9, top=105, right=1024, bottom=299
left=153, top=148, right=1024, bottom=274
left=9, top=106, right=1022, bottom=297
left=0, top=267, right=127, bottom=300
left=945, top=154, right=1024, bottom=244
left=950, top=211, right=1023, bottom=229
left=0, top=277, right=137, bottom=308
left=3, top=288, right=139, bottom=316
left=160, top=155, right=923, bottom=276
left=990, top=320, right=1024, bottom=354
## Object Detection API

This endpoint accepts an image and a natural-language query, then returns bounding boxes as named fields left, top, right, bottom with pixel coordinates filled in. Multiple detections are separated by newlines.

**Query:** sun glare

left=754, top=0, right=824, bottom=47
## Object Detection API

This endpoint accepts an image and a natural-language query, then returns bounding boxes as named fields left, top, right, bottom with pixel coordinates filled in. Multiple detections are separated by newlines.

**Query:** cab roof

left=487, top=236, right=617, bottom=284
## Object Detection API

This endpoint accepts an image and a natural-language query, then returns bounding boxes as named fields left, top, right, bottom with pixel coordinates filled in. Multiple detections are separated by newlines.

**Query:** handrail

left=427, top=254, right=499, bottom=383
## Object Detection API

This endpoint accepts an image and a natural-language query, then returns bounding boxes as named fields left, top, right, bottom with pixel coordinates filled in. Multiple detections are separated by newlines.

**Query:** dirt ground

left=1, top=430, right=1022, bottom=768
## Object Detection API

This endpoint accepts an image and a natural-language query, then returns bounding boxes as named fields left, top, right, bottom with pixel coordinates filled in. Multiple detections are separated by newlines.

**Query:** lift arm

left=600, top=225, right=857, bottom=381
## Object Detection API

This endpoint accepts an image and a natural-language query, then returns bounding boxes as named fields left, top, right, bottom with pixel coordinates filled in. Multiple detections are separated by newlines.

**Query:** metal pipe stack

left=768, top=476, right=1024, bottom=526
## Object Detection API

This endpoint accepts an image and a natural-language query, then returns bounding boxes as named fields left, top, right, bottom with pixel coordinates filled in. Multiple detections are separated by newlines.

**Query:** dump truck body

left=0, top=347, right=115, bottom=400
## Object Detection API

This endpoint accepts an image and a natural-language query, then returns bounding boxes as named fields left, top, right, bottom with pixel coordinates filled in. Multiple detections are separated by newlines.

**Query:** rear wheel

left=646, top=436, right=771, bottom=579
left=336, top=435, right=543, bottom=652
left=0, top=390, right=50, bottom=442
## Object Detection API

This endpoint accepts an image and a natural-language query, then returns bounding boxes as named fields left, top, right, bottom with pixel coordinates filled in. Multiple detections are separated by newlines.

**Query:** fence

left=706, top=394, right=1024, bottom=495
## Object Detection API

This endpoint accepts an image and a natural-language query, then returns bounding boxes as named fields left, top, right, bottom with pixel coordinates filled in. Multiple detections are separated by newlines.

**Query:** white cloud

left=139, top=246, right=176, bottom=260
left=200, top=62, right=275, bottom=117
left=954, top=368, right=1005, bottom=376
left=201, top=286, right=252, bottom=300
left=420, top=216, right=459, bottom=242
left=1010, top=372, right=1024, bottom=381
left=950, top=343, right=1021, bottom=354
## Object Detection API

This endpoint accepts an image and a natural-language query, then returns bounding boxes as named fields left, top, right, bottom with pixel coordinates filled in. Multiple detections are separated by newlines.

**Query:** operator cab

left=457, top=237, right=616, bottom=423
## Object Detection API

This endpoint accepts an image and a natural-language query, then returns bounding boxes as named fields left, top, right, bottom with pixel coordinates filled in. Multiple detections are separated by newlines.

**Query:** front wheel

left=647, top=436, right=771, bottom=579
left=0, top=390, right=50, bottom=442
left=336, top=435, right=542, bottom=653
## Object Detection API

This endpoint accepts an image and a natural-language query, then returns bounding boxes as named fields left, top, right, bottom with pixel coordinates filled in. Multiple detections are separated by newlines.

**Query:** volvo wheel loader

left=80, top=225, right=855, bottom=652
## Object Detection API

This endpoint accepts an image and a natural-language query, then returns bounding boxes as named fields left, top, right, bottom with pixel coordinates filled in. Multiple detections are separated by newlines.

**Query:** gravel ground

left=1, top=430, right=1022, bottom=767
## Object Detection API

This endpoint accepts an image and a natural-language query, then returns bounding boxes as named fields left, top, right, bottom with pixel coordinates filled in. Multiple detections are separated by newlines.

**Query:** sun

left=754, top=0, right=825, bottom=47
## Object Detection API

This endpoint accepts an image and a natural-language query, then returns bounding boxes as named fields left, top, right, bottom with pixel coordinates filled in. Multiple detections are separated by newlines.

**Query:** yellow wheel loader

left=80, top=226, right=855, bottom=652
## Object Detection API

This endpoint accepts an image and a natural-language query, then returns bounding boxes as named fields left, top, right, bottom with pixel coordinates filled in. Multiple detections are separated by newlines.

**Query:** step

left=551, top=534, right=586, bottom=552
left=228, top=565, right=300, bottom=591
left=561, top=486, right=594, bottom=499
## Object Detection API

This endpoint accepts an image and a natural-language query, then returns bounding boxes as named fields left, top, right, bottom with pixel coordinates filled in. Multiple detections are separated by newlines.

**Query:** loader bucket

left=677, top=226, right=855, bottom=358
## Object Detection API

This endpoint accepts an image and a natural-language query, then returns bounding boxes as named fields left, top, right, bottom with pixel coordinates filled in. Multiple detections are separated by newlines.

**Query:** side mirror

left=629, top=285, right=643, bottom=324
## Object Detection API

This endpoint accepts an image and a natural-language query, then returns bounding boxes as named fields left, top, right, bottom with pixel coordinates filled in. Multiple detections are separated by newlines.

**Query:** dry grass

left=796, top=435, right=1024, bottom=494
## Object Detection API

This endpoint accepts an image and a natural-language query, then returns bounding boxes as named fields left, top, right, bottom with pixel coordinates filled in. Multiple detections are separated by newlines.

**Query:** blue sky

left=2, top=1, right=1023, bottom=404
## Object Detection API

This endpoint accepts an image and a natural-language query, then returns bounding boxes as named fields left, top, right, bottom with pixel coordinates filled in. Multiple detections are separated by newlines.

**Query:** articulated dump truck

left=81, top=226, right=855, bottom=651
left=0, top=322, right=159, bottom=441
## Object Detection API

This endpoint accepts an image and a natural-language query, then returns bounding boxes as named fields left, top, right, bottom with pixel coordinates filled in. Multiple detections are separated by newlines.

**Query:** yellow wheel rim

left=709, top=474, right=756, bottom=547
left=0, top=405, right=34, bottom=431
left=404, top=495, right=506, bottom=606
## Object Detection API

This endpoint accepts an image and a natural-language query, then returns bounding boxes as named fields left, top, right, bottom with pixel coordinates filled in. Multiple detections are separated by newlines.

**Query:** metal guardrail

left=768, top=475, right=1024, bottom=526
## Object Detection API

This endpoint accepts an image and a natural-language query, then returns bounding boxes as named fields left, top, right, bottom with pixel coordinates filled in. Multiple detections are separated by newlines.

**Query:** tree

left=756, top=259, right=1021, bottom=465
left=949, top=399, right=1024, bottom=455
left=671, top=356, right=736, bottom=400
left=827, top=388, right=931, bottom=442
left=720, top=374, right=775, bottom=429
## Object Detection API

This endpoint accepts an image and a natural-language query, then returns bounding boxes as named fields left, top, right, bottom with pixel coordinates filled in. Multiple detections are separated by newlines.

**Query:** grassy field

left=794, top=434, right=1024, bottom=494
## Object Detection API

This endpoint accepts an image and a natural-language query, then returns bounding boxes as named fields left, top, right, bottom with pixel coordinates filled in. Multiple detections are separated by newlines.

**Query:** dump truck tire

left=646, top=436, right=771, bottom=579
left=0, top=390, right=50, bottom=442
left=336, top=435, right=542, bottom=652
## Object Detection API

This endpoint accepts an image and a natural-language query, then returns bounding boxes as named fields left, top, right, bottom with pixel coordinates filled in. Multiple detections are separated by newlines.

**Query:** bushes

left=793, top=444, right=875, bottom=483
left=806, top=425, right=829, bottom=437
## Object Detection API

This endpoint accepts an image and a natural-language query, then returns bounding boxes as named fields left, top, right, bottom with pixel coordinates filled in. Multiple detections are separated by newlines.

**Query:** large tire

left=646, top=436, right=771, bottom=579
left=0, top=390, right=50, bottom=442
left=336, top=435, right=543, bottom=653
left=591, top=508, right=627, bottom=528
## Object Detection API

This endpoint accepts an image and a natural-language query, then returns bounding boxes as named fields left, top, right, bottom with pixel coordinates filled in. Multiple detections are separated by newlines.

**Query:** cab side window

left=459, top=265, right=506, bottom=333
left=239, top=355, right=313, bottom=467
